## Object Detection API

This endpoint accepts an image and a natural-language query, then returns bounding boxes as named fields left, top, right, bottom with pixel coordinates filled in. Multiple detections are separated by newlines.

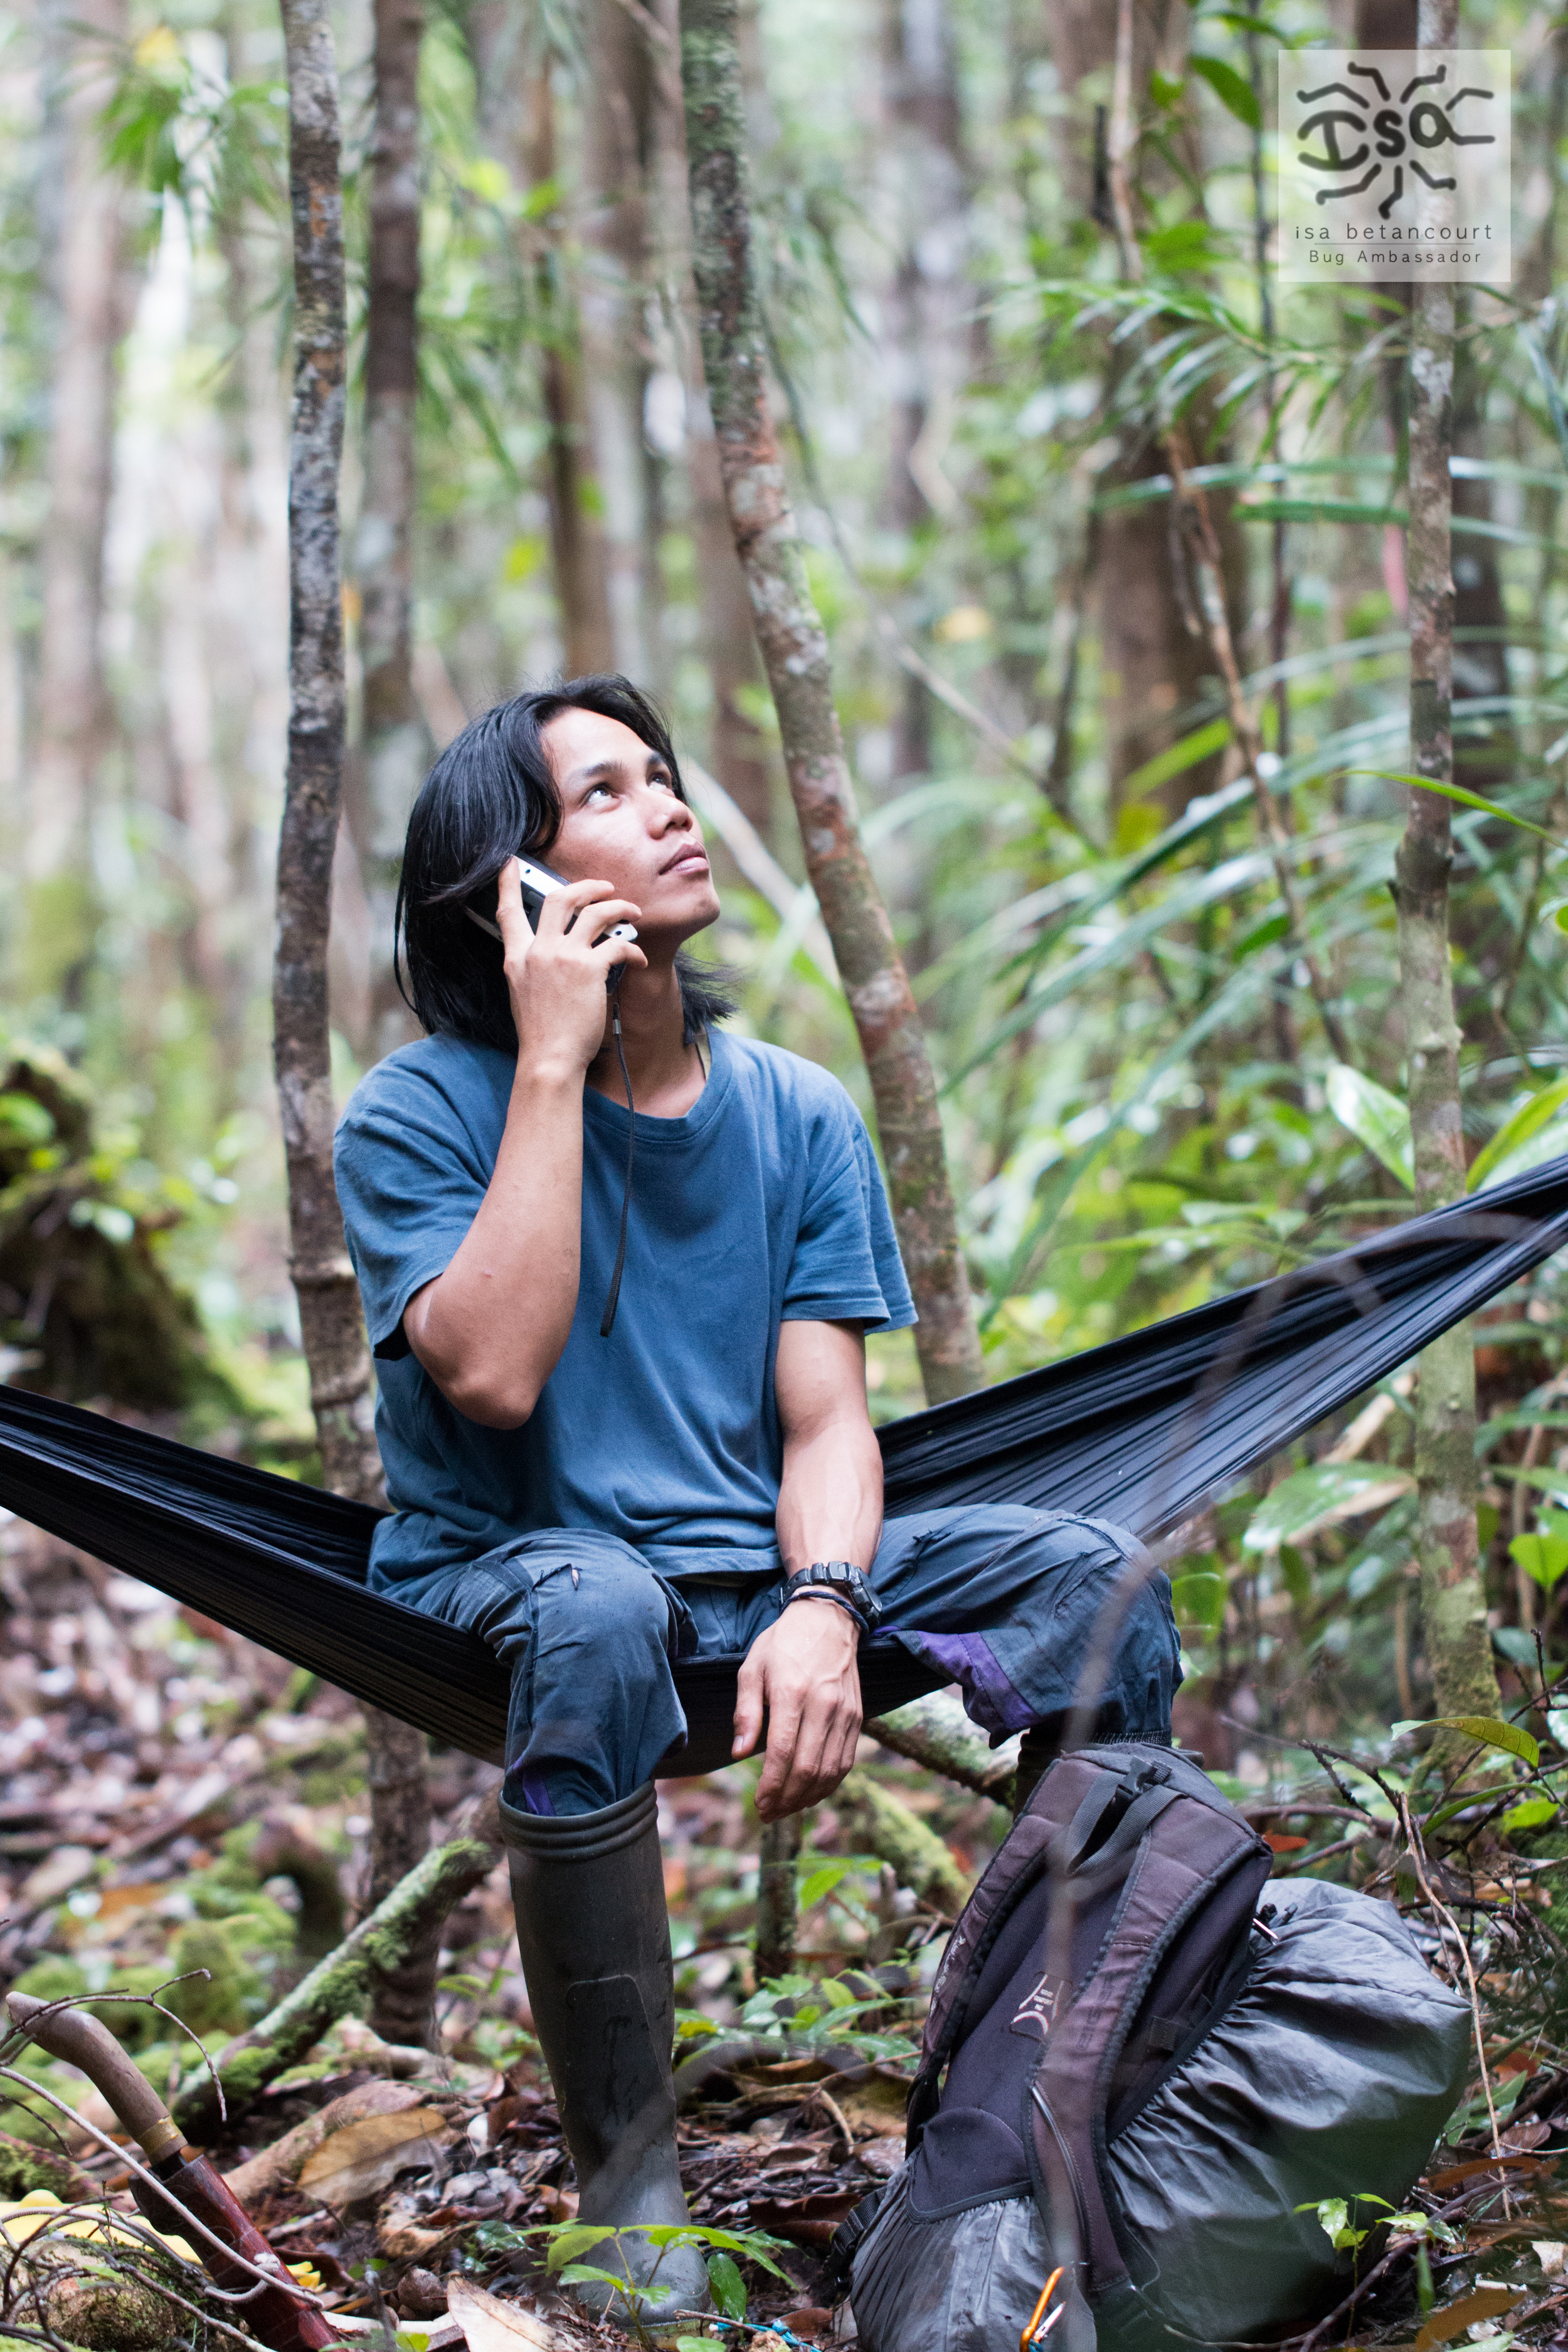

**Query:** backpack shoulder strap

left=1029, top=1793, right=1273, bottom=2299
left=907, top=1752, right=1135, bottom=2139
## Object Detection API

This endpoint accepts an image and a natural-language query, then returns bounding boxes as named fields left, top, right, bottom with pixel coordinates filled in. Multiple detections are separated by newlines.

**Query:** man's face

left=539, top=707, right=721, bottom=950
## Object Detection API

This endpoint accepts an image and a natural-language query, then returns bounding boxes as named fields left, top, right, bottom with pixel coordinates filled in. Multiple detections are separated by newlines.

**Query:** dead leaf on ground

left=745, top=2188, right=861, bottom=2246
left=447, top=2275, right=557, bottom=2351
left=227, top=2079, right=426, bottom=2208
left=835, top=2076, right=909, bottom=2134
left=298, top=2104, right=455, bottom=2210
left=376, top=2192, right=453, bottom=2262
left=1412, top=2285, right=1521, bottom=2349
left=1424, top=2152, right=1544, bottom=2193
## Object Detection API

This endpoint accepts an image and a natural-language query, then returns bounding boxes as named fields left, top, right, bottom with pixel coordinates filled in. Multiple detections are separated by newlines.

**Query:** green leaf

left=1470, top=1077, right=1568, bottom=1192
left=1324, top=1062, right=1413, bottom=1188
left=1497, top=1466, right=1568, bottom=1501
left=797, top=1857, right=866, bottom=1910
left=1500, top=1795, right=1559, bottom=1834
left=1190, top=52, right=1262, bottom=127
left=1170, top=1570, right=1226, bottom=1632
left=1104, top=719, right=1230, bottom=807
left=1239, top=498, right=1404, bottom=527
left=1143, top=220, right=1223, bottom=274
left=0, top=1092, right=55, bottom=1146
left=1510, top=1532, right=1568, bottom=1591
left=1433, top=1715, right=1540, bottom=1767
left=707, top=2254, right=747, bottom=2322
left=544, top=2225, right=618, bottom=2274
left=1244, top=1463, right=1415, bottom=1551
left=1348, top=769, right=1563, bottom=845
left=1299, top=2195, right=1369, bottom=2252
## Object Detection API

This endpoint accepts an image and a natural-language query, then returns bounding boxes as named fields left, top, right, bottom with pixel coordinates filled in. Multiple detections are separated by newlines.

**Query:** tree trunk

left=680, top=0, right=983, bottom=1404
left=463, top=1, right=616, bottom=675
left=363, top=1703, right=437, bottom=2047
left=276, top=0, right=438, bottom=2042
left=1046, top=0, right=1241, bottom=826
left=1393, top=0, right=1497, bottom=1732
left=579, top=0, right=656, bottom=679
left=26, top=0, right=130, bottom=1003
left=276, top=0, right=380, bottom=1506
left=687, top=380, right=773, bottom=837
left=879, top=0, right=969, bottom=786
left=354, top=0, right=426, bottom=1063
left=754, top=1814, right=801, bottom=1983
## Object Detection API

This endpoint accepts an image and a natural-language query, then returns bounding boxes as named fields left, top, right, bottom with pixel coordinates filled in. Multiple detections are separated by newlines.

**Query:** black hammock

left=1, top=1156, right=1566, bottom=1772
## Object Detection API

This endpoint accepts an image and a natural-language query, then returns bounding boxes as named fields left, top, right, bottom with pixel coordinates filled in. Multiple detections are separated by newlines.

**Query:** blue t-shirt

left=334, top=1027, right=916, bottom=1581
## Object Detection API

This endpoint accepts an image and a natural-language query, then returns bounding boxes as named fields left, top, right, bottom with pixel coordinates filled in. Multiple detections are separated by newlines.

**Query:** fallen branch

left=834, top=1771, right=970, bottom=1917
left=172, top=1788, right=504, bottom=2140
left=866, top=1690, right=1019, bottom=1802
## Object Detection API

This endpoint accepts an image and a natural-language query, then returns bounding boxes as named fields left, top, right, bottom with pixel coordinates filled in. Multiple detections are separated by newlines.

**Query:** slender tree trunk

left=680, top=0, right=982, bottom=1404
left=1394, top=0, right=1497, bottom=1732
left=526, top=56, right=618, bottom=675
left=354, top=0, right=426, bottom=1063
left=463, top=1, right=615, bottom=675
left=1047, top=0, right=1241, bottom=827
left=652, top=0, right=773, bottom=837
left=26, top=0, right=130, bottom=1002
left=277, top=0, right=439, bottom=2045
left=879, top=0, right=968, bottom=785
left=580, top=0, right=655, bottom=678
left=687, top=381, right=773, bottom=837
left=363, top=1704, right=436, bottom=2044
left=754, top=1814, right=800, bottom=1983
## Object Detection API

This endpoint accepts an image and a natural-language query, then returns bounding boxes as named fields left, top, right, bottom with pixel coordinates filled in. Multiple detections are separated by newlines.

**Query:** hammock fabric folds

left=1, top=1155, right=1565, bottom=1767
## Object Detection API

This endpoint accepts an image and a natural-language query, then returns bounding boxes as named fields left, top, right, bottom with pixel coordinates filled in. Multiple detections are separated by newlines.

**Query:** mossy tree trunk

left=275, top=0, right=437, bottom=2041
left=679, top=0, right=983, bottom=1405
left=1392, top=0, right=1498, bottom=1731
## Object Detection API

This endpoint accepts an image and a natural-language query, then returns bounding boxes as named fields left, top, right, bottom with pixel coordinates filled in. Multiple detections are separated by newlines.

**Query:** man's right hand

left=497, top=862, right=645, bottom=1080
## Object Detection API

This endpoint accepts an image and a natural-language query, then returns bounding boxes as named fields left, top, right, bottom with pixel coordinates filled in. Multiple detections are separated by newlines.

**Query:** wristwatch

left=785, top=1560, right=882, bottom=1634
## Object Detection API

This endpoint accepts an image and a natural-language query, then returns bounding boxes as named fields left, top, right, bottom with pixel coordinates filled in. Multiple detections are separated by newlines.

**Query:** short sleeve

left=334, top=1053, right=498, bottom=1361
left=781, top=1089, right=917, bottom=1332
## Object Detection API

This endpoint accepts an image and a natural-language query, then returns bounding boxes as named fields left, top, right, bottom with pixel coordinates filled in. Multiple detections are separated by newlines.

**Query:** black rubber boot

left=501, top=1783, right=711, bottom=2326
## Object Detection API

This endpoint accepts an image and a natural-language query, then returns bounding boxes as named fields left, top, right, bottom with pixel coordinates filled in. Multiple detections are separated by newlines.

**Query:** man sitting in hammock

left=334, top=675, right=1179, bottom=2318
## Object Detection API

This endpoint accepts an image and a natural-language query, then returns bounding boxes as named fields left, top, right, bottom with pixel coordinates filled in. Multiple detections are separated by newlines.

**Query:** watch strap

left=785, top=1559, right=882, bottom=1633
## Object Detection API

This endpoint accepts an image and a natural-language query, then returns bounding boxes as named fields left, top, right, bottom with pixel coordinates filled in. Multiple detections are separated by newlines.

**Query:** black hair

left=395, top=674, right=736, bottom=1052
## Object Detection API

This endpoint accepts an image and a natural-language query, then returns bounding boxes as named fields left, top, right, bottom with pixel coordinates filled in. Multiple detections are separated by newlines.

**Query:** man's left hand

left=733, top=1599, right=862, bottom=1821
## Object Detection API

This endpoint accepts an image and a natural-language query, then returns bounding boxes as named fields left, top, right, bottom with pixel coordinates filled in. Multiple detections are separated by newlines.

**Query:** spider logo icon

left=1294, top=60, right=1496, bottom=220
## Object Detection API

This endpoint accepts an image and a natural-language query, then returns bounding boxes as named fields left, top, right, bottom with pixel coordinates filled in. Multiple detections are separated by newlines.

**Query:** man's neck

left=585, top=960, right=704, bottom=1118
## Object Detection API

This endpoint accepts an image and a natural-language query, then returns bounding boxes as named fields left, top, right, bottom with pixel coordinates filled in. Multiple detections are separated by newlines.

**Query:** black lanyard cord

left=600, top=1005, right=635, bottom=1338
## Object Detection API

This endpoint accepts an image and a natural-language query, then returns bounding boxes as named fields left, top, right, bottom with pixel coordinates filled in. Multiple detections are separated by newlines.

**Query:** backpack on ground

left=838, top=1741, right=1470, bottom=2352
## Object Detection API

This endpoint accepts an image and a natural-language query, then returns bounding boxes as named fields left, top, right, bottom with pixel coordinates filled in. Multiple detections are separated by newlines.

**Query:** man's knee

left=460, top=1539, right=674, bottom=1680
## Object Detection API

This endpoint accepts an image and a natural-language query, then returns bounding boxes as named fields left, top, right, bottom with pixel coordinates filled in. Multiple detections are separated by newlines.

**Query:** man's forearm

left=404, top=1061, right=585, bottom=1426
left=775, top=1414, right=884, bottom=1583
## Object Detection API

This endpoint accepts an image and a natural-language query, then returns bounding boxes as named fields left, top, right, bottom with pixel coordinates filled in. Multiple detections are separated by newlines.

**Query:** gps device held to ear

left=464, top=856, right=640, bottom=1338
left=465, top=856, right=638, bottom=985
left=514, top=856, right=640, bottom=950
